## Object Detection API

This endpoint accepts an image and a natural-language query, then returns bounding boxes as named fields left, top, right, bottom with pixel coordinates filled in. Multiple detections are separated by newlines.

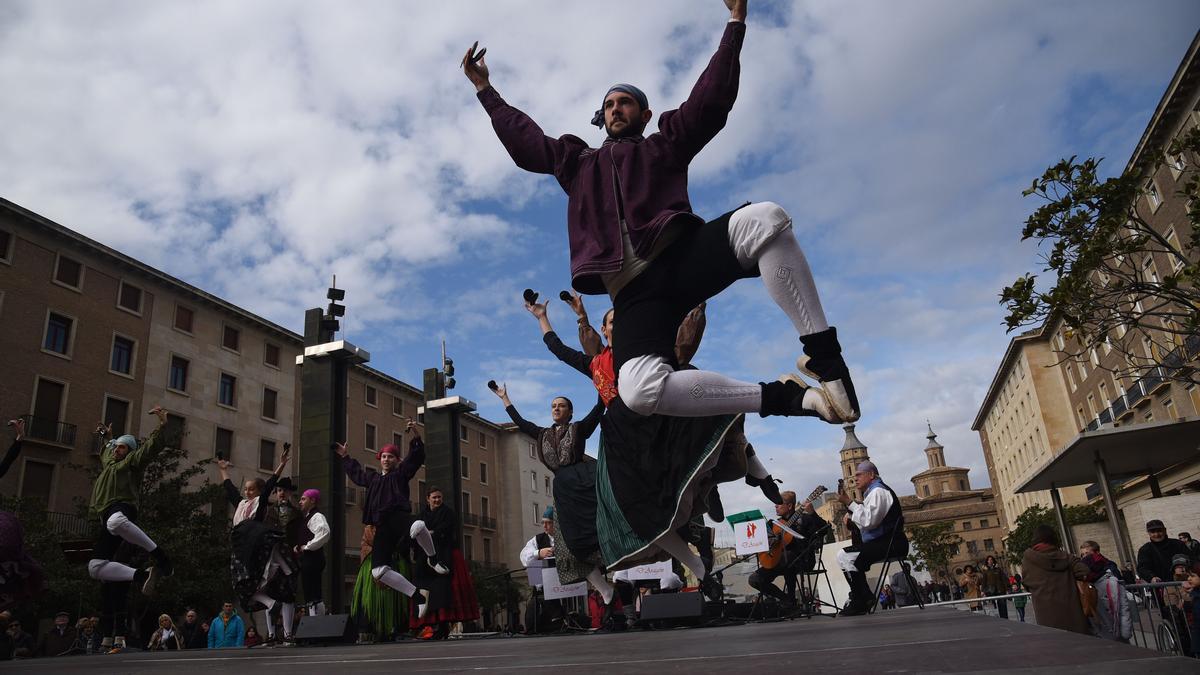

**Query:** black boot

left=758, top=379, right=820, bottom=418
left=798, top=327, right=860, bottom=422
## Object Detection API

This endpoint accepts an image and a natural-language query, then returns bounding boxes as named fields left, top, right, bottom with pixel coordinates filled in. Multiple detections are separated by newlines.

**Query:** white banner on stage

left=733, top=518, right=769, bottom=555
left=627, top=560, right=672, bottom=580
left=542, top=567, right=588, bottom=600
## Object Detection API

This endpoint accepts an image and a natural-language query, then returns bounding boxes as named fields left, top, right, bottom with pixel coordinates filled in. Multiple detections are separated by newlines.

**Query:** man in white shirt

left=295, top=489, right=330, bottom=616
left=520, top=507, right=563, bottom=633
left=835, top=461, right=909, bottom=616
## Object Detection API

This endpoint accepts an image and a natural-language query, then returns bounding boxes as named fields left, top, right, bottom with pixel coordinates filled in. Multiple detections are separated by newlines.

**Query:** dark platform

left=7, top=607, right=1196, bottom=674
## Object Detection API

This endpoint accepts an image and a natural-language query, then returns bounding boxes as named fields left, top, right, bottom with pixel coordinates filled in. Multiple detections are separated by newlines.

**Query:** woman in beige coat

left=1021, top=525, right=1090, bottom=634
left=959, top=565, right=983, bottom=611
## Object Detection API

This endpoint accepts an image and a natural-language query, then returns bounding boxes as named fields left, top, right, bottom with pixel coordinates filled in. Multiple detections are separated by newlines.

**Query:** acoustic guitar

left=757, top=484, right=826, bottom=570
left=838, top=478, right=863, bottom=547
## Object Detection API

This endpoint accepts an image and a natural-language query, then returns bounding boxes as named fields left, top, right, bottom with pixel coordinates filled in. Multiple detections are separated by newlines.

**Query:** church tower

left=911, top=422, right=972, bottom=499
left=839, top=423, right=870, bottom=501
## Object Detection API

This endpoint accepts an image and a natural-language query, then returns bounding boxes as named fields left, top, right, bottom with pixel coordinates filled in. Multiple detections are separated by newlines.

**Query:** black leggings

left=370, top=509, right=416, bottom=570
left=300, top=550, right=325, bottom=603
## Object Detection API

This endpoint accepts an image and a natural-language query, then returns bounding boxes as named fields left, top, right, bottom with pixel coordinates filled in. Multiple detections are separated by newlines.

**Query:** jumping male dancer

left=464, top=0, right=858, bottom=425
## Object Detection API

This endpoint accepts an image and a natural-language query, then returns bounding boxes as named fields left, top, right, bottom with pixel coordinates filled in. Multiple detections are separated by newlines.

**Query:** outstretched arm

left=525, top=300, right=553, bottom=336
left=0, top=419, right=24, bottom=479
left=575, top=398, right=605, bottom=442
left=656, top=1, right=747, bottom=161
left=217, top=458, right=240, bottom=506
left=494, top=384, right=543, bottom=438
left=466, top=42, right=585, bottom=179
left=337, top=442, right=377, bottom=488
left=399, top=421, right=425, bottom=479
left=127, top=406, right=169, bottom=469
left=564, top=291, right=604, bottom=358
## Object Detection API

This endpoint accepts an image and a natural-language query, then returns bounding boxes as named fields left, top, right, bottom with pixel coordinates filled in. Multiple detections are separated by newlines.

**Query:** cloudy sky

left=2, top=0, right=1197, bottom=516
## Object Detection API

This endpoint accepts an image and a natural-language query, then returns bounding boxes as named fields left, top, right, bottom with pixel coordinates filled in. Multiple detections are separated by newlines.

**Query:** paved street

left=6, top=607, right=1195, bottom=674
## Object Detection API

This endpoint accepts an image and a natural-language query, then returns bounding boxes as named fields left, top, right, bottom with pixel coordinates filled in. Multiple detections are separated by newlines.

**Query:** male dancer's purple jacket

left=477, top=21, right=744, bottom=295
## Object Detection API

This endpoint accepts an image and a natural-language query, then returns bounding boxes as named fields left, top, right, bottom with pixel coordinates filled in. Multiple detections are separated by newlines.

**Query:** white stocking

left=372, top=565, right=416, bottom=597
left=654, top=369, right=763, bottom=417
left=251, top=593, right=276, bottom=637
left=586, top=568, right=614, bottom=605
left=106, top=511, right=157, bottom=553
left=654, top=532, right=705, bottom=581
left=410, top=520, right=436, bottom=557
left=281, top=602, right=295, bottom=638
left=87, top=559, right=135, bottom=582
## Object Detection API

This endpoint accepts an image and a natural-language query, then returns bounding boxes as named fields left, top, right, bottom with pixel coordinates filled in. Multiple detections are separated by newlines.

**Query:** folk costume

left=412, top=501, right=479, bottom=636
left=87, top=429, right=172, bottom=586
left=350, top=524, right=411, bottom=641
left=259, top=478, right=302, bottom=642
left=478, top=19, right=858, bottom=425
left=299, top=489, right=330, bottom=616
left=520, top=513, right=565, bottom=634
left=342, top=438, right=436, bottom=619
left=504, top=399, right=610, bottom=592
left=836, top=475, right=908, bottom=614
left=221, top=471, right=284, bottom=617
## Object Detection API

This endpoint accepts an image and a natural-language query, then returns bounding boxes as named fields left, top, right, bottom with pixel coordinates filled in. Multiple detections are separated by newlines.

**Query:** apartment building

left=972, top=326, right=1089, bottom=532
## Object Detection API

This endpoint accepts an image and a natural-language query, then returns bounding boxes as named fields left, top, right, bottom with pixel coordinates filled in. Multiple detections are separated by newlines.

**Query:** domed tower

left=911, top=422, right=972, bottom=499
left=839, top=424, right=870, bottom=501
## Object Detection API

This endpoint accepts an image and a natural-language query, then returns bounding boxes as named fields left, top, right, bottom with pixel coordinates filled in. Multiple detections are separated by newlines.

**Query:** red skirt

left=411, top=549, right=479, bottom=627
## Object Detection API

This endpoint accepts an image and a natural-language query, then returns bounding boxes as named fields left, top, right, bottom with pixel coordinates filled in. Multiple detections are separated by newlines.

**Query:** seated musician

left=835, top=461, right=908, bottom=616
left=519, top=506, right=563, bottom=633
left=748, top=491, right=826, bottom=608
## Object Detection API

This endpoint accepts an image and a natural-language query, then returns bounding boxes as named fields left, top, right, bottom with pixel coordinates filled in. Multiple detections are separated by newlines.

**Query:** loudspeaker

left=639, top=591, right=704, bottom=621
left=294, top=614, right=354, bottom=645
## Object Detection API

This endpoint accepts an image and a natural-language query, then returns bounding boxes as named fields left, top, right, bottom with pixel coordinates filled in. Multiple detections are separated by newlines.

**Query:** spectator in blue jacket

left=207, top=603, right=244, bottom=649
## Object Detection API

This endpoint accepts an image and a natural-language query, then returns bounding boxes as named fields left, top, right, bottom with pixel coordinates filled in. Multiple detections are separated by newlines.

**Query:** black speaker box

left=295, top=614, right=354, bottom=645
left=639, top=591, right=704, bottom=621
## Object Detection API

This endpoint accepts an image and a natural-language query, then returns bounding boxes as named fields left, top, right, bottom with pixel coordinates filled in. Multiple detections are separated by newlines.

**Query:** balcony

left=20, top=414, right=76, bottom=447
left=480, top=516, right=497, bottom=530
left=1086, top=418, right=1100, bottom=432
left=462, top=513, right=480, bottom=528
left=1098, top=407, right=1113, bottom=425
left=1110, top=393, right=1128, bottom=418
left=46, top=511, right=91, bottom=538
left=1138, top=367, right=1170, bottom=397
left=1126, top=379, right=1149, bottom=408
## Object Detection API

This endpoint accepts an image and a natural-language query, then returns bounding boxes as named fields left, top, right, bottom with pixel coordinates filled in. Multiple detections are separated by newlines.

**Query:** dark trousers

left=370, top=509, right=416, bottom=571
left=987, top=592, right=1009, bottom=618
left=749, top=552, right=808, bottom=602
left=300, top=550, right=325, bottom=603
left=845, top=534, right=908, bottom=607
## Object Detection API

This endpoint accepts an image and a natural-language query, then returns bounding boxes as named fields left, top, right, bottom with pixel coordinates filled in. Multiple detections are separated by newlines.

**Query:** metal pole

left=1095, top=456, right=1132, bottom=567
left=1049, top=484, right=1075, bottom=552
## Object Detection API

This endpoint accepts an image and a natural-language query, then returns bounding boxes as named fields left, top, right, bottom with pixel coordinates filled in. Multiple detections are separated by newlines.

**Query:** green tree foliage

left=468, top=560, right=525, bottom=627
left=1001, top=128, right=1200, bottom=386
left=2, top=429, right=231, bottom=634
left=907, top=522, right=963, bottom=578
left=1002, top=504, right=1107, bottom=567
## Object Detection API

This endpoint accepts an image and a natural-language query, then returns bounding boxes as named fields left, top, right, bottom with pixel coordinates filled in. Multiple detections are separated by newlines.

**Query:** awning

left=1015, top=417, right=1200, bottom=493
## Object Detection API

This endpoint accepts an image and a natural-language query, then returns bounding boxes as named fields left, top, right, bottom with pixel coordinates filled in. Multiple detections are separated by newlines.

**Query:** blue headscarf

left=108, top=434, right=138, bottom=453
left=542, top=505, right=555, bottom=521
left=591, top=83, right=649, bottom=128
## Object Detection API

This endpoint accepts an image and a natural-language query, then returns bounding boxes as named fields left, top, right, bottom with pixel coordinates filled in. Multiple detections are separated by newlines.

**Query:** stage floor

left=9, top=607, right=1196, bottom=674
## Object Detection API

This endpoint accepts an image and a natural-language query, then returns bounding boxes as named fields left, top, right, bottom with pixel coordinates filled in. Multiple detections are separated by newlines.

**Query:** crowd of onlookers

left=0, top=601, right=293, bottom=659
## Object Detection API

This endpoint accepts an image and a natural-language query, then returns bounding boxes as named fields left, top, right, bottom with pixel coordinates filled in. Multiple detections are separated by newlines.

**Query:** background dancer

left=528, top=293, right=784, bottom=505
left=491, top=384, right=616, bottom=613
left=260, top=476, right=301, bottom=645
left=463, top=0, right=858, bottom=425
left=88, top=407, right=173, bottom=603
left=412, top=487, right=479, bottom=639
left=218, top=447, right=291, bottom=638
left=337, top=419, right=436, bottom=620
left=295, top=489, right=330, bottom=616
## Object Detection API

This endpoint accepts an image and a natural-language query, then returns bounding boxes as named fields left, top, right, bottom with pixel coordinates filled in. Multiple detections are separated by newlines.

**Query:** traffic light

left=322, top=283, right=345, bottom=339
left=443, top=357, right=455, bottom=390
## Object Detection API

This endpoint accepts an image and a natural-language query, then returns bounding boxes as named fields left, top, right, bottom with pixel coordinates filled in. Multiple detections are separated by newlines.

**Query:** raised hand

left=524, top=299, right=549, bottom=320
left=461, top=41, right=491, bottom=92
left=562, top=291, right=586, bottom=318
left=7, top=419, right=23, bottom=441
left=405, top=419, right=421, bottom=441
left=95, top=422, right=114, bottom=437
left=216, top=458, right=231, bottom=472
left=724, top=0, right=747, bottom=21
left=333, top=441, right=348, bottom=458
left=148, top=405, right=167, bottom=425
left=491, top=382, right=511, bottom=406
